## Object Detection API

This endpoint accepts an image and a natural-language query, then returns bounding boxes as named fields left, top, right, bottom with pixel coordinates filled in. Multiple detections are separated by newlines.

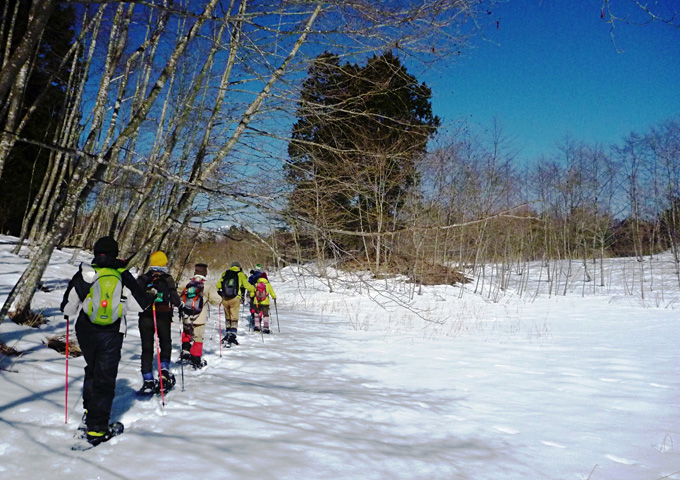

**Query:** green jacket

left=216, top=266, right=254, bottom=299
left=253, top=277, right=276, bottom=306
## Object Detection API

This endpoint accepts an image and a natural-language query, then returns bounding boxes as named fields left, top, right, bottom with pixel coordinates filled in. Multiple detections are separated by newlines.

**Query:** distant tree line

left=1, top=0, right=678, bottom=329
left=282, top=51, right=680, bottom=288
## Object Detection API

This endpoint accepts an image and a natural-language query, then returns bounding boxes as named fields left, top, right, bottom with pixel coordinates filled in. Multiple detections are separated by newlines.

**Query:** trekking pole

left=274, top=298, right=280, bottom=333
left=218, top=302, right=223, bottom=358
left=259, top=311, right=264, bottom=343
left=64, top=316, right=69, bottom=424
left=178, top=314, right=185, bottom=392
left=239, top=296, right=244, bottom=328
left=247, top=296, right=252, bottom=332
left=208, top=303, right=216, bottom=340
left=152, top=304, right=166, bottom=407
left=241, top=295, right=246, bottom=325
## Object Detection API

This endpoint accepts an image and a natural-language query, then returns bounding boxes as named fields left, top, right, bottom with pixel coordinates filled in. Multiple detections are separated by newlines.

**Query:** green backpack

left=86, top=267, right=125, bottom=325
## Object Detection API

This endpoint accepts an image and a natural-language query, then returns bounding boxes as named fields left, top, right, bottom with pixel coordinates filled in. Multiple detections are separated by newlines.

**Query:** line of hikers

left=60, top=236, right=277, bottom=446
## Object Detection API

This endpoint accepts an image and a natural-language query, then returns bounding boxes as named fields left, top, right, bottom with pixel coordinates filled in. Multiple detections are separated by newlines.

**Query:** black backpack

left=148, top=271, right=171, bottom=306
left=220, top=270, right=240, bottom=299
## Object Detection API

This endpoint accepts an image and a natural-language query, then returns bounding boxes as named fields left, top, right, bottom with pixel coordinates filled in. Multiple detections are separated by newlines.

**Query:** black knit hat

left=93, top=236, right=119, bottom=257
left=194, top=263, right=208, bottom=276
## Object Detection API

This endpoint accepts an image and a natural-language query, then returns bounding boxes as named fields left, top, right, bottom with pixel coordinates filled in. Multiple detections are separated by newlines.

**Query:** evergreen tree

left=286, top=52, right=439, bottom=256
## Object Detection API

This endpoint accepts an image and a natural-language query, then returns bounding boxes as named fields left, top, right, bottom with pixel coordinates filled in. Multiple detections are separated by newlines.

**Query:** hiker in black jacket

left=61, top=236, right=148, bottom=444
left=136, top=250, right=182, bottom=394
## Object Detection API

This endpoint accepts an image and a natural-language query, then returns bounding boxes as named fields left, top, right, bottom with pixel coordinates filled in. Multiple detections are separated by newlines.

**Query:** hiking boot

left=227, top=332, right=239, bottom=346
left=156, top=370, right=176, bottom=394
left=253, top=326, right=260, bottom=332
left=189, top=355, right=206, bottom=369
left=86, top=429, right=112, bottom=446
left=162, top=369, right=176, bottom=385
left=137, top=379, right=156, bottom=395
left=180, top=348, right=192, bottom=361
left=85, top=422, right=124, bottom=446
left=263, top=328, right=271, bottom=334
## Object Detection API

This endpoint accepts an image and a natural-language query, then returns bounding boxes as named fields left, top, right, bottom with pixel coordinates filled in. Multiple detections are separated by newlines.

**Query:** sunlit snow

left=1, top=235, right=679, bottom=480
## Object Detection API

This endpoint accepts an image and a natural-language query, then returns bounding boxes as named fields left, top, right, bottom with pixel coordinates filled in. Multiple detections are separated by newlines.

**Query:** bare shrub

left=9, top=309, right=46, bottom=327
left=45, top=335, right=82, bottom=357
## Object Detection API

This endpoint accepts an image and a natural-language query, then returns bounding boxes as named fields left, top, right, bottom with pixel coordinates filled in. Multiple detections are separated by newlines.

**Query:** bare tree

left=0, top=0, right=54, bottom=122
left=1, top=0, right=499, bottom=324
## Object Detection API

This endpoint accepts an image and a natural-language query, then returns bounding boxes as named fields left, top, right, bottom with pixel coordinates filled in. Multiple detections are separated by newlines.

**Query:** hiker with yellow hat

left=136, top=251, right=182, bottom=395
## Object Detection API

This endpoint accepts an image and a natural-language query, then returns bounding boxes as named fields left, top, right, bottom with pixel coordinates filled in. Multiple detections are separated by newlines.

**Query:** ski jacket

left=217, top=266, right=255, bottom=300
left=253, top=277, right=276, bottom=306
left=61, top=256, right=148, bottom=334
left=248, top=270, right=262, bottom=286
left=137, top=268, right=182, bottom=318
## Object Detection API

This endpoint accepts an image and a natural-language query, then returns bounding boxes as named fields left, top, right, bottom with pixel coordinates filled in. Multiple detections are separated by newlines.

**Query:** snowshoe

left=180, top=342, right=192, bottom=359
left=156, top=370, right=176, bottom=395
left=189, top=355, right=207, bottom=369
left=136, top=379, right=156, bottom=397
left=180, top=350, right=192, bottom=361
left=228, top=333, right=239, bottom=346
left=78, top=410, right=88, bottom=431
left=72, top=422, right=124, bottom=450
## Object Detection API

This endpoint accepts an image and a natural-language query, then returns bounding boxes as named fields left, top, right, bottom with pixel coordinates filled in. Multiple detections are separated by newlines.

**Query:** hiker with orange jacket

left=253, top=272, right=277, bottom=334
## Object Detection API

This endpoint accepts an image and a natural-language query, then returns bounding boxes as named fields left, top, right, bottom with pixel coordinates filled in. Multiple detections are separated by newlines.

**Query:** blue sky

left=421, top=1, right=680, bottom=163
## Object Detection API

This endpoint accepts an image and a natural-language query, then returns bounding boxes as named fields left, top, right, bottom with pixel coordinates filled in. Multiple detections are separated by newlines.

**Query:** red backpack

left=255, top=281, right=268, bottom=302
left=181, top=279, right=204, bottom=315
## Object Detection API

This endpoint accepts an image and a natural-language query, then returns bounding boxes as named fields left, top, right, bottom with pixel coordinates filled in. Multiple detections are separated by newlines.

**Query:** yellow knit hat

left=149, top=251, right=168, bottom=267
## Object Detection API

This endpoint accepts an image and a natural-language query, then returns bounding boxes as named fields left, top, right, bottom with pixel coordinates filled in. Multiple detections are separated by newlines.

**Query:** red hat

left=260, top=272, right=268, bottom=280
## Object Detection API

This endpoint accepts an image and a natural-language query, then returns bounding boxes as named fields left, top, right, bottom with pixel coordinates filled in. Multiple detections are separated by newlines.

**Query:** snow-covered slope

left=0, top=237, right=678, bottom=479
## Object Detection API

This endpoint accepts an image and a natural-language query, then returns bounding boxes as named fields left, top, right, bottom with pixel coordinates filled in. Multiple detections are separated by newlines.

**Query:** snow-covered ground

left=1, top=235, right=679, bottom=480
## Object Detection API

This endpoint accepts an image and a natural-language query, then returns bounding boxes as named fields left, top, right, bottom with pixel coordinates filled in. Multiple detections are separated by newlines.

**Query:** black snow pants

left=75, top=318, right=124, bottom=432
left=138, top=312, right=173, bottom=375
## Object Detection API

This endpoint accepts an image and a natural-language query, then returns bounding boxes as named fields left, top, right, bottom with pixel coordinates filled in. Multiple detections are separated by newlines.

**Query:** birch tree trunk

left=0, top=0, right=221, bottom=322
left=0, top=1, right=41, bottom=178
left=0, top=0, right=54, bottom=124
left=2, top=0, right=497, bottom=326
left=129, top=3, right=323, bottom=265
